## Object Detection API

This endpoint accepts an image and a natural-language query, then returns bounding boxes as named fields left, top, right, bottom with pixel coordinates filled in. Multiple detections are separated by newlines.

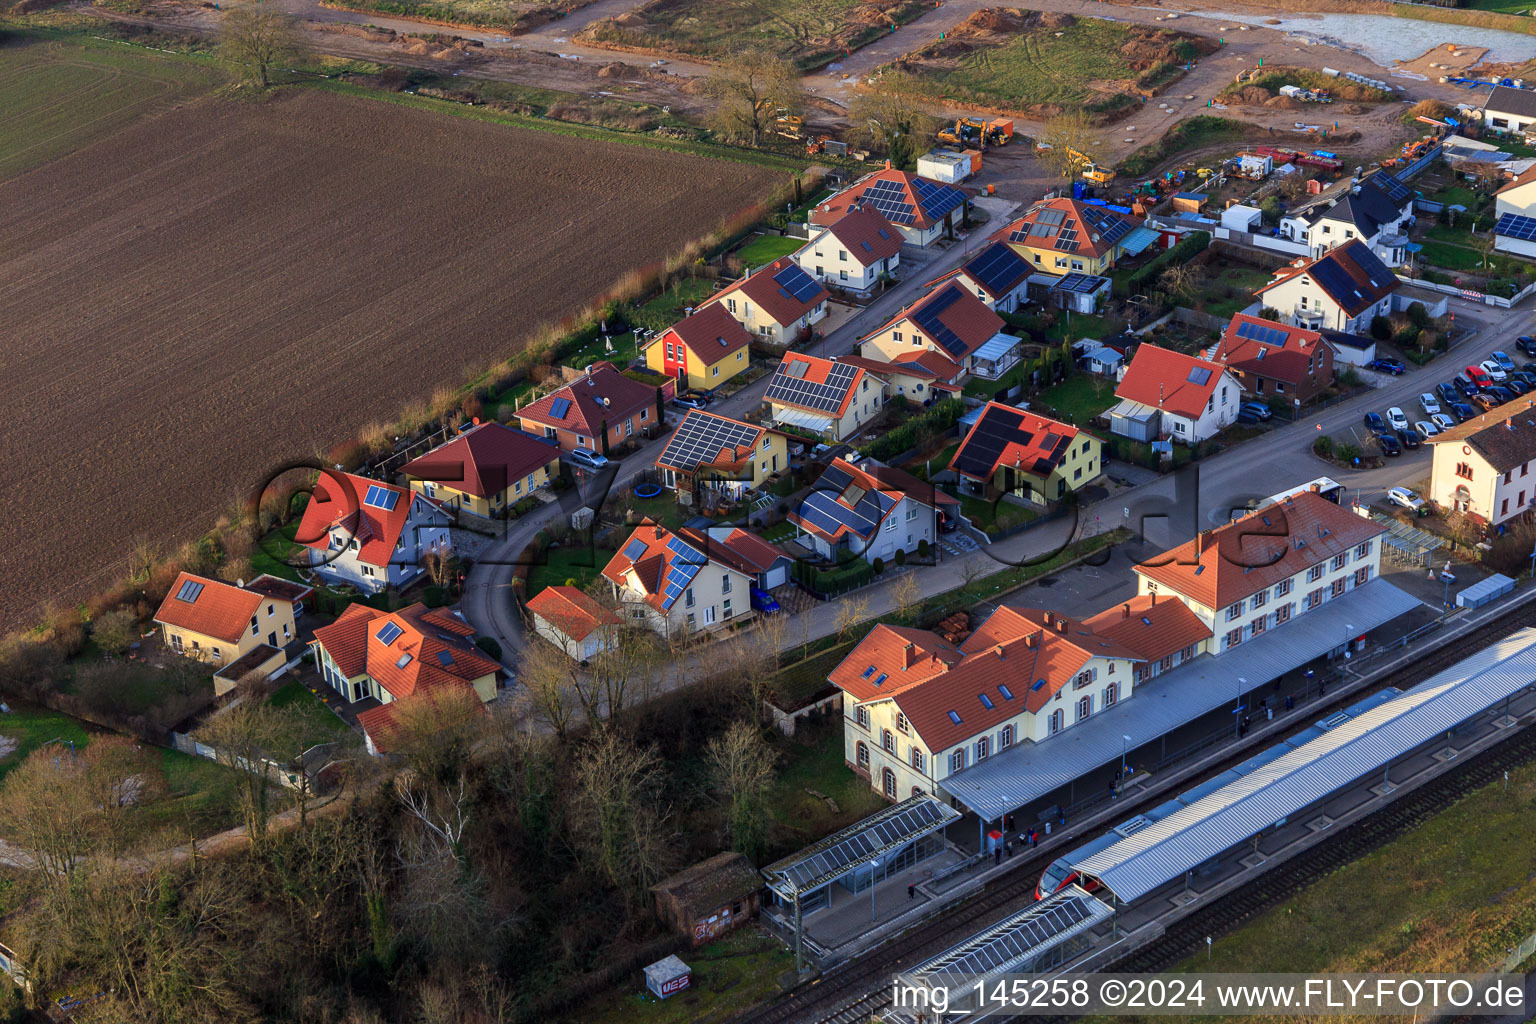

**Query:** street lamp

left=1440, top=561, right=1455, bottom=615
left=1344, top=622, right=1355, bottom=661
left=1235, top=677, right=1246, bottom=738
left=1121, top=734, right=1132, bottom=779
left=870, top=859, right=881, bottom=921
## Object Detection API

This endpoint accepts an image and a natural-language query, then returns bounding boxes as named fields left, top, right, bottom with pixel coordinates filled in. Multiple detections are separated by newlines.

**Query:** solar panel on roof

left=363, top=484, right=400, bottom=511
left=787, top=360, right=810, bottom=379
left=621, top=537, right=649, bottom=562
left=659, top=535, right=707, bottom=610
left=657, top=411, right=760, bottom=473
left=1187, top=366, right=1212, bottom=386
left=437, top=651, right=454, bottom=667
left=1497, top=212, right=1536, bottom=241
left=176, top=579, right=204, bottom=602
left=376, top=622, right=403, bottom=646
left=766, top=361, right=858, bottom=413
left=911, top=286, right=971, bottom=358
left=966, top=243, right=1029, bottom=296
left=772, top=263, right=823, bottom=305
left=912, top=177, right=966, bottom=220
left=1036, top=208, right=1066, bottom=226
left=549, top=397, right=572, bottom=420
left=1234, top=320, right=1291, bottom=347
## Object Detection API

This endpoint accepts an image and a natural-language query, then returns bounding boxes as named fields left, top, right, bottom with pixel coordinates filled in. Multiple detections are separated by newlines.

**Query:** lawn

left=633, top=278, right=719, bottom=334
left=1197, top=263, right=1272, bottom=319
left=1040, top=312, right=1114, bottom=344
left=613, top=489, right=687, bottom=530
left=1419, top=239, right=1498, bottom=273
left=1118, top=116, right=1246, bottom=178
left=251, top=521, right=305, bottom=584
left=1037, top=374, right=1119, bottom=425
left=766, top=718, right=887, bottom=847
left=569, top=929, right=793, bottom=1024
left=0, top=706, right=92, bottom=781
left=267, top=682, right=354, bottom=748
left=907, top=442, right=960, bottom=482
left=957, top=493, right=1040, bottom=535
left=905, top=18, right=1136, bottom=110
left=1173, top=759, right=1536, bottom=979
left=757, top=520, right=800, bottom=543
left=734, top=233, right=803, bottom=268
left=562, top=329, right=642, bottom=371
left=526, top=545, right=618, bottom=596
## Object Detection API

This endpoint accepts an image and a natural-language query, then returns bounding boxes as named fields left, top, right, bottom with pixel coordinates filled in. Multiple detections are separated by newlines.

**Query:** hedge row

left=1124, top=231, right=1210, bottom=297
left=859, top=397, right=966, bottom=463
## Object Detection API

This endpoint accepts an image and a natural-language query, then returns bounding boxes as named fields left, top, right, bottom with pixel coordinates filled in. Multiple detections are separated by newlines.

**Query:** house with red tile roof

left=1209, top=314, right=1335, bottom=405
left=1109, top=344, right=1240, bottom=444
left=789, top=456, right=956, bottom=565
left=1254, top=238, right=1399, bottom=334
left=948, top=403, right=1102, bottom=504
left=294, top=471, right=452, bottom=595
left=1133, top=490, right=1387, bottom=653
left=399, top=421, right=561, bottom=519
left=310, top=602, right=500, bottom=755
left=653, top=410, right=791, bottom=500
left=526, top=585, right=622, bottom=661
left=701, top=257, right=829, bottom=348
left=763, top=352, right=883, bottom=442
left=857, top=281, right=1019, bottom=381
left=642, top=303, right=753, bottom=392
left=826, top=602, right=1208, bottom=800
left=154, top=572, right=313, bottom=687
left=995, top=197, right=1149, bottom=275
left=809, top=167, right=968, bottom=247
left=517, top=362, right=663, bottom=455
left=792, top=204, right=904, bottom=298
left=600, top=522, right=757, bottom=638
left=697, top=525, right=795, bottom=592
left=833, top=351, right=964, bottom=407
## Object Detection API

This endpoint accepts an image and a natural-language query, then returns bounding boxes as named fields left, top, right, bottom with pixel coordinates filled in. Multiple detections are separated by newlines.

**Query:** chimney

left=1024, top=633, right=1037, bottom=649
left=1150, top=592, right=1157, bottom=606
left=1122, top=602, right=1130, bottom=619
left=885, top=159, right=892, bottom=170
left=995, top=645, right=1006, bottom=661
left=1196, top=531, right=1208, bottom=554
left=904, top=641, right=916, bottom=669
left=653, top=524, right=664, bottom=539
left=1311, top=482, right=1320, bottom=493
left=1055, top=617, right=1067, bottom=633
left=1507, top=418, right=1515, bottom=431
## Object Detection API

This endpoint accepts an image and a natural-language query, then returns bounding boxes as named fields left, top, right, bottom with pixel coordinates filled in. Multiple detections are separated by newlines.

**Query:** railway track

left=733, top=602, right=1536, bottom=1024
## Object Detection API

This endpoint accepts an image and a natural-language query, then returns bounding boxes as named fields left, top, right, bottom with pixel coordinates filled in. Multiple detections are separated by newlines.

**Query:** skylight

left=396, top=653, right=413, bottom=669
left=978, top=693, right=994, bottom=710
left=947, top=710, right=963, bottom=725
left=862, top=666, right=876, bottom=679
left=1031, top=678, right=1047, bottom=691
left=175, top=579, right=205, bottom=603
left=998, top=684, right=1014, bottom=701
left=437, top=651, right=454, bottom=667
left=1141, top=616, right=1152, bottom=625
left=376, top=622, right=403, bottom=646
left=873, top=673, right=888, bottom=687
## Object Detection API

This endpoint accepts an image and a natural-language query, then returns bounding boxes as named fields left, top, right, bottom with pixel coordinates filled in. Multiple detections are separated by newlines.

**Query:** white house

left=1278, top=169, right=1416, bottom=267
left=703, top=257, right=829, bottom=347
left=809, top=167, right=968, bottom=247
left=1494, top=165, right=1536, bottom=259
left=792, top=204, right=903, bottom=298
left=1109, top=344, right=1240, bottom=444
left=1427, top=397, right=1536, bottom=525
left=600, top=523, right=756, bottom=637
left=789, top=456, right=954, bottom=565
left=525, top=585, right=622, bottom=661
left=826, top=597, right=1211, bottom=800
left=296, top=472, right=452, bottom=594
left=1134, top=491, right=1387, bottom=653
left=952, top=241, right=1034, bottom=313
left=1254, top=239, right=1398, bottom=334
left=1481, top=84, right=1536, bottom=138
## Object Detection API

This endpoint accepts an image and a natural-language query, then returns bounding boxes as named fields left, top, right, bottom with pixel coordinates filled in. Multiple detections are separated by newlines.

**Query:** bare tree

left=570, top=731, right=673, bottom=904
left=847, top=72, right=942, bottom=166
left=220, top=4, right=302, bottom=89
left=1038, top=112, right=1101, bottom=183
left=703, top=50, right=805, bottom=147
left=705, top=721, right=778, bottom=861
left=518, top=636, right=584, bottom=741
left=194, top=701, right=306, bottom=846
left=961, top=556, right=989, bottom=592
left=1159, top=262, right=1201, bottom=306
left=834, top=592, right=871, bottom=643
left=1473, top=229, right=1497, bottom=271
left=887, top=572, right=923, bottom=623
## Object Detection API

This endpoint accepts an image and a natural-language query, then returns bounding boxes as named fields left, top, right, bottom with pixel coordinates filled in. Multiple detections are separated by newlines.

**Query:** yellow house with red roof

left=762, top=352, right=882, bottom=442
left=400, top=421, right=561, bottom=519
left=644, top=304, right=753, bottom=391
left=154, top=572, right=313, bottom=688
left=949, top=403, right=1101, bottom=504
left=701, top=257, right=829, bottom=347
left=309, top=602, right=501, bottom=754
left=995, top=197, right=1142, bottom=275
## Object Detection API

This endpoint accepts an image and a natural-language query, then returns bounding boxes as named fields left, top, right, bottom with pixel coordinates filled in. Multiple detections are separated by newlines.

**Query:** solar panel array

left=860, top=179, right=917, bottom=224
left=796, top=463, right=893, bottom=541
left=911, top=287, right=970, bottom=358
left=1187, top=366, right=1212, bottom=386
left=376, top=621, right=403, bottom=646
left=1054, top=272, right=1105, bottom=294
left=548, top=397, right=572, bottom=421
left=176, top=579, right=204, bottom=603
left=658, top=411, right=761, bottom=472
left=1010, top=202, right=1132, bottom=253
left=660, top=535, right=707, bottom=610
left=953, top=405, right=1071, bottom=480
left=621, top=537, right=649, bottom=562
left=918, top=896, right=1100, bottom=980
left=766, top=360, right=858, bottom=413
left=363, top=484, right=400, bottom=511
left=1311, top=243, right=1395, bottom=307
left=773, top=262, right=823, bottom=306
left=912, top=177, right=966, bottom=221
left=772, top=797, right=954, bottom=893
left=1234, top=319, right=1293, bottom=347
left=965, top=243, right=1029, bottom=296
left=1497, top=212, right=1536, bottom=241
left=1370, top=168, right=1413, bottom=204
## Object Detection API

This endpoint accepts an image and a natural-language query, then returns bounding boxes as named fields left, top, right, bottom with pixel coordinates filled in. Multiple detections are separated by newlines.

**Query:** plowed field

left=0, top=49, right=778, bottom=631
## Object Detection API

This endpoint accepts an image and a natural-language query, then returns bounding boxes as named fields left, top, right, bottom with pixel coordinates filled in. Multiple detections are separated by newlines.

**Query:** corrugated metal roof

left=1071, top=626, right=1536, bottom=902
left=762, top=794, right=961, bottom=897
left=940, top=581, right=1421, bottom=820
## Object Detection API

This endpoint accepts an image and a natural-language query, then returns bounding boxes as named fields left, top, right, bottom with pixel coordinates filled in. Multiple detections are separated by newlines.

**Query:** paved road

left=459, top=196, right=1019, bottom=672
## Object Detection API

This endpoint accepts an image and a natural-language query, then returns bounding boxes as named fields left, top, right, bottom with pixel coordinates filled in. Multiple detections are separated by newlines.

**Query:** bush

left=858, top=398, right=965, bottom=462
left=1406, top=301, right=1431, bottom=329
left=1370, top=315, right=1393, bottom=341
left=91, top=607, right=142, bottom=656
left=918, top=539, right=931, bottom=559
left=1312, top=435, right=1334, bottom=457
left=476, top=637, right=502, bottom=661
left=895, top=548, right=907, bottom=567
left=1336, top=442, right=1361, bottom=464
left=872, top=557, right=885, bottom=575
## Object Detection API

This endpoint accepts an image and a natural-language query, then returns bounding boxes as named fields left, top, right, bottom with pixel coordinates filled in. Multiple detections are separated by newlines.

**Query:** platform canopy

left=762, top=794, right=960, bottom=899
left=1070, top=627, right=1536, bottom=903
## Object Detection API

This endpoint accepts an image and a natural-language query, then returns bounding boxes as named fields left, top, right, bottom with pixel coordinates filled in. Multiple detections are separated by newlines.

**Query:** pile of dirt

left=964, top=6, right=1027, bottom=32
left=1230, top=85, right=1272, bottom=106
left=1265, top=94, right=1302, bottom=109
left=613, top=11, right=645, bottom=26
left=1038, top=10, right=1075, bottom=29
left=596, top=61, right=630, bottom=78
left=317, top=22, right=398, bottom=43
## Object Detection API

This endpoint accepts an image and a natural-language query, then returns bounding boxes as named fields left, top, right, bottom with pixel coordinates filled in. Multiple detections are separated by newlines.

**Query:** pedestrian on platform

left=908, top=883, right=916, bottom=899
left=994, top=846, right=1002, bottom=866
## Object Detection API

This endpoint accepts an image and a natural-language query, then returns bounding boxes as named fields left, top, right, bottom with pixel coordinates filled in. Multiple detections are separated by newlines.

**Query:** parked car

left=1431, top=413, right=1455, bottom=432
left=1396, top=427, right=1421, bottom=450
left=564, top=447, right=611, bottom=471
left=1414, top=420, right=1439, bottom=439
left=1363, top=411, right=1386, bottom=432
left=749, top=586, right=780, bottom=615
left=1472, top=393, right=1499, bottom=412
left=1522, top=362, right=1536, bottom=376
left=1492, top=350, right=1516, bottom=372
left=1436, top=382, right=1460, bottom=405
left=1519, top=336, right=1536, bottom=356
left=1449, top=402, right=1476, bottom=421
left=1479, top=360, right=1508, bottom=383
left=1467, top=364, right=1494, bottom=388
left=1454, top=373, right=1479, bottom=398
left=1388, top=486, right=1426, bottom=512
left=1237, top=408, right=1261, bottom=425
left=672, top=392, right=710, bottom=410
left=1503, top=378, right=1531, bottom=396
left=1386, top=406, right=1409, bottom=431
left=1418, top=393, right=1440, bottom=416
left=1488, top=385, right=1517, bottom=403
left=1512, top=371, right=1536, bottom=389
left=1367, top=358, right=1406, bottom=375
left=1240, top=401, right=1272, bottom=421
left=1375, top=432, right=1402, bottom=455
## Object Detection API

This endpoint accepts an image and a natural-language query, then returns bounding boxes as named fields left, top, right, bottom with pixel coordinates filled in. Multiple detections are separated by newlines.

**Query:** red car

left=1466, top=365, right=1493, bottom=388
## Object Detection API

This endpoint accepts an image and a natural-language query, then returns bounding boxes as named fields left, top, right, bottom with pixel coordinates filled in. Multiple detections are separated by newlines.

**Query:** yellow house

left=702, top=257, right=830, bottom=347
left=857, top=281, right=1013, bottom=381
left=996, top=197, right=1140, bottom=275
left=400, top=421, right=561, bottom=518
left=310, top=602, right=502, bottom=754
left=154, top=572, right=312, bottom=691
left=644, top=304, right=754, bottom=391
left=654, top=410, right=789, bottom=500
left=949, top=403, right=1103, bottom=504
left=763, top=352, right=883, bottom=442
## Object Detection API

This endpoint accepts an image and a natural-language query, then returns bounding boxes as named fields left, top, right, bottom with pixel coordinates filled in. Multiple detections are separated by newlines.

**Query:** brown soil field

left=0, top=86, right=778, bottom=632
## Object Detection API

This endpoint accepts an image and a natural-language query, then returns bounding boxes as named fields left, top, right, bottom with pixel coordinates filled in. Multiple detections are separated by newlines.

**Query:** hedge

left=858, top=397, right=966, bottom=463
left=1123, top=231, right=1210, bottom=297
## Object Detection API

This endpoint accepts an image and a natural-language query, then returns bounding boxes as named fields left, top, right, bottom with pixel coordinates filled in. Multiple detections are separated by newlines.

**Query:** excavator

left=754, top=99, right=803, bottom=139
left=938, top=117, right=1013, bottom=148
left=1067, top=147, right=1115, bottom=184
